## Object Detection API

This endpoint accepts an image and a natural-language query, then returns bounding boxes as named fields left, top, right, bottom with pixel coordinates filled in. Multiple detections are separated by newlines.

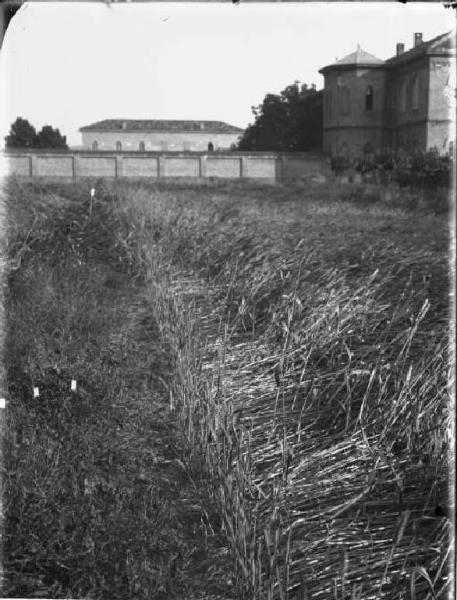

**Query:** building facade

left=319, top=31, right=456, bottom=157
left=79, top=119, right=244, bottom=152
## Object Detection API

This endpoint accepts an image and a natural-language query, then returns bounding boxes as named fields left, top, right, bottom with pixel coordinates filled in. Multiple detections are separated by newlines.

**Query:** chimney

left=396, top=43, right=405, bottom=56
left=414, top=33, right=423, bottom=47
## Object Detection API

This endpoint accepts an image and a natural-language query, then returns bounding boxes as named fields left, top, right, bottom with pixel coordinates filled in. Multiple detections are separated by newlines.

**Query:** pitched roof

left=319, top=45, right=384, bottom=73
left=319, top=30, right=455, bottom=75
left=79, top=119, right=244, bottom=134
left=385, top=30, right=456, bottom=65
left=336, top=45, right=383, bottom=66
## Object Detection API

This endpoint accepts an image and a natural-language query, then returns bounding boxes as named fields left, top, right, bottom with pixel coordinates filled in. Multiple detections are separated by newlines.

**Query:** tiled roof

left=335, top=45, right=383, bottom=66
left=319, top=31, right=455, bottom=74
left=385, top=30, right=456, bottom=65
left=319, top=45, right=383, bottom=73
left=79, top=119, right=244, bottom=134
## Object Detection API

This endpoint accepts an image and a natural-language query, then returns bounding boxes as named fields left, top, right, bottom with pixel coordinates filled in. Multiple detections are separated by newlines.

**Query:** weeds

left=120, top=181, right=452, bottom=599
left=1, top=178, right=452, bottom=599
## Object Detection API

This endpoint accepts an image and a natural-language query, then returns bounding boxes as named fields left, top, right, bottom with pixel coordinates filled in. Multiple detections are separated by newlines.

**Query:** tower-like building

left=319, top=31, right=456, bottom=157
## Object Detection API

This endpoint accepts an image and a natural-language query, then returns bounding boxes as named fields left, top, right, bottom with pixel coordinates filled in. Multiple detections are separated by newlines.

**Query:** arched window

left=92, top=141, right=98, bottom=151
left=400, top=79, right=407, bottom=112
left=365, top=85, right=374, bottom=111
left=139, top=141, right=145, bottom=152
left=339, top=86, right=351, bottom=116
left=116, top=141, right=122, bottom=151
left=412, top=75, right=420, bottom=110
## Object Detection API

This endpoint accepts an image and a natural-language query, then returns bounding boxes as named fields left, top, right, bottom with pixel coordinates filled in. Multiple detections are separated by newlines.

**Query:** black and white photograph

left=0, top=1, right=455, bottom=598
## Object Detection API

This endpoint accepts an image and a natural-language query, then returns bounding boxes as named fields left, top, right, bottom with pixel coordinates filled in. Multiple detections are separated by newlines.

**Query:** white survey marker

left=0, top=398, right=6, bottom=409
left=71, top=380, right=77, bottom=391
left=33, top=387, right=39, bottom=398
left=90, top=188, right=95, bottom=198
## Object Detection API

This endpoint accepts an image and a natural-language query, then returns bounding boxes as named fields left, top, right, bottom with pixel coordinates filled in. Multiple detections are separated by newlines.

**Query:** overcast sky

left=0, top=2, right=453, bottom=147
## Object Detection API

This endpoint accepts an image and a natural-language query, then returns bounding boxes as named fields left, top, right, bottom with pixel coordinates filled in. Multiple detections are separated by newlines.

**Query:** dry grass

left=118, top=181, right=452, bottom=599
left=1, top=177, right=453, bottom=599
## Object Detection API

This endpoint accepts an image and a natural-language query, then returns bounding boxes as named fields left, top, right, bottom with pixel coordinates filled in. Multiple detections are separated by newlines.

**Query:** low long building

left=79, top=119, right=244, bottom=152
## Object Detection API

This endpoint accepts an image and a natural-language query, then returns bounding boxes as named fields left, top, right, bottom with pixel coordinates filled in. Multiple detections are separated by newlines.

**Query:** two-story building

left=319, top=30, right=456, bottom=157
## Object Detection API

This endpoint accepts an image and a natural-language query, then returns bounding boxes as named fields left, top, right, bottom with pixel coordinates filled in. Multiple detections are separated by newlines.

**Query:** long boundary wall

left=2, top=151, right=328, bottom=182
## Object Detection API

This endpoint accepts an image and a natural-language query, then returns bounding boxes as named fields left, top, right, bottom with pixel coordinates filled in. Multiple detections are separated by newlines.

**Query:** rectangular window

left=400, top=80, right=407, bottom=113
left=412, top=75, right=420, bottom=110
left=365, top=86, right=373, bottom=111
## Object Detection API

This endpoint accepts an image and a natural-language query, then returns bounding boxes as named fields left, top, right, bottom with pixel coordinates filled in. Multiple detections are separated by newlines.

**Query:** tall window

left=139, top=141, right=145, bottom=152
left=339, top=86, right=351, bottom=116
left=116, top=141, right=122, bottom=151
left=92, top=141, right=98, bottom=151
left=400, top=79, right=407, bottom=112
left=365, top=85, right=374, bottom=111
left=412, top=75, right=420, bottom=110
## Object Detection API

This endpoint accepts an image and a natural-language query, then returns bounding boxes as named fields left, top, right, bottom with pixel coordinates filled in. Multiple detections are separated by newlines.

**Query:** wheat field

left=1, top=178, right=453, bottom=599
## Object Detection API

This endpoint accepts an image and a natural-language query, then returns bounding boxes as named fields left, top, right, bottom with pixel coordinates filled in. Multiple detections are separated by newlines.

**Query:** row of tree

left=5, top=85, right=323, bottom=153
left=5, top=117, right=68, bottom=149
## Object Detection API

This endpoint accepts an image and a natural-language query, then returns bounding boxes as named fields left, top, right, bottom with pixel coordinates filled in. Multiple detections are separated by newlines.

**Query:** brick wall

left=122, top=157, right=159, bottom=177
left=206, top=157, right=241, bottom=178
left=34, top=156, right=74, bottom=177
left=3, top=151, right=326, bottom=182
left=76, top=156, right=117, bottom=177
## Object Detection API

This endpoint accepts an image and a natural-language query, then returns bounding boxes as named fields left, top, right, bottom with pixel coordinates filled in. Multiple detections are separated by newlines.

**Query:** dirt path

left=2, top=191, right=232, bottom=599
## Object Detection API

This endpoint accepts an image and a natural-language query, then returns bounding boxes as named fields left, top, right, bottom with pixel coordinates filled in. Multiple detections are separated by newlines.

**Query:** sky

left=0, top=2, right=454, bottom=147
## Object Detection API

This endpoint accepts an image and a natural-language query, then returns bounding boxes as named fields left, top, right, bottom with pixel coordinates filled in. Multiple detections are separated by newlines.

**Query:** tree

left=4, top=118, right=68, bottom=149
left=35, top=125, right=68, bottom=149
left=5, top=117, right=37, bottom=148
left=237, top=82, right=323, bottom=152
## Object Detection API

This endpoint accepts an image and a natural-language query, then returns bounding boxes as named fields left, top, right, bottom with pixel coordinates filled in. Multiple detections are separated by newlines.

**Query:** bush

left=331, top=148, right=453, bottom=191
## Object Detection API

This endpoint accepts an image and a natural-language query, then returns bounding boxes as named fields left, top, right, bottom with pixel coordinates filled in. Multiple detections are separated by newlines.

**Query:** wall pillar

left=158, top=155, right=167, bottom=178
left=240, top=156, right=248, bottom=178
left=30, top=154, right=38, bottom=177
left=279, top=155, right=287, bottom=180
left=116, top=155, right=123, bottom=178
left=73, top=154, right=81, bottom=179
left=199, top=154, right=208, bottom=178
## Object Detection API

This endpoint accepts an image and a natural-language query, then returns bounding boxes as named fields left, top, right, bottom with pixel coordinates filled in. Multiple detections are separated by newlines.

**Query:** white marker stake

left=90, top=188, right=95, bottom=215
left=71, top=380, right=77, bottom=391
left=0, top=398, right=6, bottom=409
left=33, top=387, right=39, bottom=398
